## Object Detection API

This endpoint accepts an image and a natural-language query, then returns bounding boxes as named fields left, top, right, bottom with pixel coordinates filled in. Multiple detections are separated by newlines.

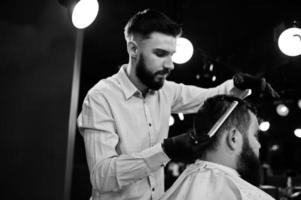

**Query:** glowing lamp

left=169, top=116, right=175, bottom=126
left=259, top=121, right=270, bottom=132
left=178, top=113, right=184, bottom=121
left=298, top=99, right=301, bottom=109
left=276, top=104, right=289, bottom=117
left=294, top=129, right=301, bottom=138
left=172, top=37, right=194, bottom=64
left=278, top=27, right=301, bottom=57
left=72, top=0, right=99, bottom=29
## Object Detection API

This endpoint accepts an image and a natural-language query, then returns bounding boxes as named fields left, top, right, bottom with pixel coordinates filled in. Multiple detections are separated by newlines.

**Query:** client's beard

left=237, top=137, right=261, bottom=186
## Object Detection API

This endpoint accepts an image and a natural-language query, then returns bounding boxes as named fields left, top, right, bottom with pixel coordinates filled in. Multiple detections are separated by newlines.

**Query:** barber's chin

left=158, top=78, right=166, bottom=85
left=150, top=80, right=164, bottom=90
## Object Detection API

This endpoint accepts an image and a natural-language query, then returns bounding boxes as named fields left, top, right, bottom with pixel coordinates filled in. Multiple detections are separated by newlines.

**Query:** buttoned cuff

left=143, top=143, right=170, bottom=172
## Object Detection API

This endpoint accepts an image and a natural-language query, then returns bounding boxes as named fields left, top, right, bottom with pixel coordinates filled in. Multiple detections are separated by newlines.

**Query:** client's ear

left=127, top=41, right=138, bottom=58
left=226, top=128, right=243, bottom=151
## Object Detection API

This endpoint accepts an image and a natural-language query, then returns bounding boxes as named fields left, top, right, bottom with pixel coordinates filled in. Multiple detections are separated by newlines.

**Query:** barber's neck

left=125, top=61, right=149, bottom=95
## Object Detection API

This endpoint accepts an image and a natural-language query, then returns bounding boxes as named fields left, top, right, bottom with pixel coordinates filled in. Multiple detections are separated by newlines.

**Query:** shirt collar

left=117, top=64, right=156, bottom=100
left=116, top=64, right=138, bottom=100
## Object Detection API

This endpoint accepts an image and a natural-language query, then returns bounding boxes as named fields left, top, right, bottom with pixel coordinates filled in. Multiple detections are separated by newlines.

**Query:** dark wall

left=0, top=1, right=76, bottom=200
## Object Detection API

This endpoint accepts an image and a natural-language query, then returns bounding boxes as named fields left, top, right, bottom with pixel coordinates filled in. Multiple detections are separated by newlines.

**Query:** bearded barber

left=77, top=9, right=279, bottom=200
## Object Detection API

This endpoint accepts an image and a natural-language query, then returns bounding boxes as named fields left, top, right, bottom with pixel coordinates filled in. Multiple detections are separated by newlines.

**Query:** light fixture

left=178, top=113, right=184, bottom=121
left=58, top=2, right=98, bottom=199
left=211, top=75, right=217, bottom=82
left=169, top=115, right=175, bottom=126
left=294, top=128, right=301, bottom=138
left=298, top=99, right=301, bottom=109
left=71, top=0, right=99, bottom=29
left=276, top=103, right=289, bottom=117
left=167, top=162, right=180, bottom=177
left=209, top=63, right=214, bottom=71
left=270, top=144, right=280, bottom=152
left=277, top=21, right=301, bottom=57
left=172, top=37, right=194, bottom=64
left=58, top=0, right=99, bottom=29
left=259, top=121, right=270, bottom=132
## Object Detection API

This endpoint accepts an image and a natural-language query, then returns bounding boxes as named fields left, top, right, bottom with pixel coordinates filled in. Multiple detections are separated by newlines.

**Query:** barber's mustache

left=155, top=69, right=172, bottom=76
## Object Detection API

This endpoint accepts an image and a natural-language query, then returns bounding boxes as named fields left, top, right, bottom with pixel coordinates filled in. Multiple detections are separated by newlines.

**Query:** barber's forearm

left=89, top=143, right=170, bottom=193
left=90, top=156, right=149, bottom=192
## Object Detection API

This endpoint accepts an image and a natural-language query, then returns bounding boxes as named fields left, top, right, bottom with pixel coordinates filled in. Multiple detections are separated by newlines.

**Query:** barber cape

left=160, top=160, right=275, bottom=200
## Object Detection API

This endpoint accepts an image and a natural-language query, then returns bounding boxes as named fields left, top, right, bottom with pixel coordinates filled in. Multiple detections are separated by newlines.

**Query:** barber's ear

left=127, top=41, right=138, bottom=58
left=226, top=128, right=242, bottom=151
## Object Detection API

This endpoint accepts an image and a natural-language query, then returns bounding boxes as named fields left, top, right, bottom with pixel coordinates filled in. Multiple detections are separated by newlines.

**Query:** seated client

left=160, top=95, right=275, bottom=200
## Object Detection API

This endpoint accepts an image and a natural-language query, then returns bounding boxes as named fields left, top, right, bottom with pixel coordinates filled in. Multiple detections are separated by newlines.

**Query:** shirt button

left=152, top=188, right=155, bottom=191
left=149, top=123, right=152, bottom=127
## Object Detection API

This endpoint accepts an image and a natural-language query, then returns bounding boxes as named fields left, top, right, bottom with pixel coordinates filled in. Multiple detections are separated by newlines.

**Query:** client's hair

left=193, top=95, right=258, bottom=153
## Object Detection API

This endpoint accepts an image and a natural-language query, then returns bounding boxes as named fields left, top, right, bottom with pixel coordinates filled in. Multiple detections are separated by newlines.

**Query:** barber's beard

left=237, top=138, right=261, bottom=186
left=136, top=54, right=170, bottom=91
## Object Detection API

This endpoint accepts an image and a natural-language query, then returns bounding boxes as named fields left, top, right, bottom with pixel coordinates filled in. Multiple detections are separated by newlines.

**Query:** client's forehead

left=247, top=111, right=259, bottom=133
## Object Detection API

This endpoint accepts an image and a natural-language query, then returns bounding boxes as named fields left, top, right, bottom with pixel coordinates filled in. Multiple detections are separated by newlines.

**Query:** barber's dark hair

left=193, top=95, right=258, bottom=152
left=124, top=9, right=182, bottom=40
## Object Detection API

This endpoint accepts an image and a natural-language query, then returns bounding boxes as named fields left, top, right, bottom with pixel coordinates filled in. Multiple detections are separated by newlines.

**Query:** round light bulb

left=172, top=37, right=194, bottom=64
left=270, top=144, right=279, bottom=151
left=72, top=0, right=99, bottom=29
left=298, top=99, right=301, bottom=109
left=294, top=129, right=301, bottom=138
left=178, top=113, right=184, bottom=121
left=169, top=116, right=175, bottom=126
left=259, top=121, right=270, bottom=132
left=276, top=104, right=289, bottom=117
left=278, top=27, right=301, bottom=57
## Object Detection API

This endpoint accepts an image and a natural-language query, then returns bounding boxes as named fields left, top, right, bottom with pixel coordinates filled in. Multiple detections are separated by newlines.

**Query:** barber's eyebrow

left=153, top=48, right=175, bottom=55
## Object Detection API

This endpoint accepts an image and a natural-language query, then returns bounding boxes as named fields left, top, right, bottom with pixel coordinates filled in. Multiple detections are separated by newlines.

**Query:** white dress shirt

left=160, top=160, right=275, bottom=200
left=77, top=65, right=242, bottom=200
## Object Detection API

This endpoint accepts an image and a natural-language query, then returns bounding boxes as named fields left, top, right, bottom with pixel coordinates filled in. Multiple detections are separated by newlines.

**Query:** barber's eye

left=154, top=50, right=168, bottom=57
left=255, top=131, right=260, bottom=140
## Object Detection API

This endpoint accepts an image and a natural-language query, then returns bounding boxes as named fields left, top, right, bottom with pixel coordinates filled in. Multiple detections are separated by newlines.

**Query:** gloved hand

left=162, top=131, right=211, bottom=163
left=233, top=73, right=280, bottom=99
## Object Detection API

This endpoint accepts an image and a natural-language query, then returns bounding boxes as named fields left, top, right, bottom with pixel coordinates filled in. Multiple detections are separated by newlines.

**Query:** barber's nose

left=164, top=57, right=174, bottom=70
left=256, top=140, right=261, bottom=156
left=258, top=141, right=261, bottom=149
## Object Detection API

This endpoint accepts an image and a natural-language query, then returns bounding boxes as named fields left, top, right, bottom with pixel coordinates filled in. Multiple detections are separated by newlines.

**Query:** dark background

left=1, top=0, right=301, bottom=200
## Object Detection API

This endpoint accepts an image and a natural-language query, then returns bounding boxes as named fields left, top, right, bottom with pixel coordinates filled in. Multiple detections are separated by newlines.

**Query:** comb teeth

left=207, top=89, right=252, bottom=138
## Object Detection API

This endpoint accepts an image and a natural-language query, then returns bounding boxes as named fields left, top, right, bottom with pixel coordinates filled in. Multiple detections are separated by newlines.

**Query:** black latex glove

left=162, top=131, right=211, bottom=163
left=233, top=73, right=280, bottom=99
